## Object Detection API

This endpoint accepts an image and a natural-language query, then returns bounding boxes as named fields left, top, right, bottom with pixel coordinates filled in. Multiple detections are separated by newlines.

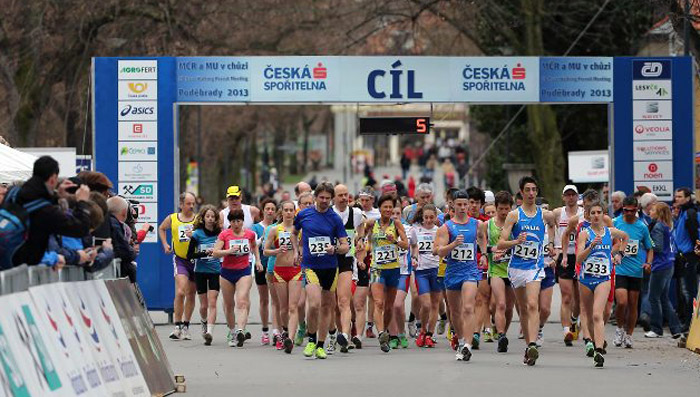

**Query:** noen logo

left=648, top=163, right=658, bottom=173
left=640, top=62, right=663, bottom=78
left=367, top=60, right=423, bottom=99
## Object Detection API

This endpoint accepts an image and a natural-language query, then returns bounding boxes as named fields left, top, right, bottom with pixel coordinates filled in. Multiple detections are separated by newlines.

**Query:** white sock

left=207, top=324, right=214, bottom=334
left=459, top=337, right=467, bottom=345
left=563, top=326, right=570, bottom=333
left=271, top=328, right=279, bottom=336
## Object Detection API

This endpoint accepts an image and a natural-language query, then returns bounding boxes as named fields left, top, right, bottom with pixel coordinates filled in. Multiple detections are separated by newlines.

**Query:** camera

left=126, top=198, right=140, bottom=226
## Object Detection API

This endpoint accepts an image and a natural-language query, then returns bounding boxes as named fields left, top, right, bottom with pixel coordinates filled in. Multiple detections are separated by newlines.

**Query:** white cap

left=562, top=185, right=578, bottom=195
left=484, top=190, right=495, bottom=204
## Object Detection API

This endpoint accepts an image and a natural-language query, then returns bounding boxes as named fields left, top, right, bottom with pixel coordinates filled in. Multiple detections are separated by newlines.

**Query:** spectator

left=10, top=156, right=92, bottom=267
left=456, top=154, right=468, bottom=189
left=0, top=184, right=7, bottom=205
left=639, top=193, right=658, bottom=227
left=672, top=187, right=699, bottom=333
left=107, top=196, right=137, bottom=283
left=646, top=202, right=682, bottom=339
left=611, top=191, right=625, bottom=218
left=400, top=153, right=411, bottom=181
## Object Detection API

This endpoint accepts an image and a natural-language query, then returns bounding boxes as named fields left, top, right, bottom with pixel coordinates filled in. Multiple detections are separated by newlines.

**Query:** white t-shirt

left=410, top=225, right=440, bottom=270
left=363, top=208, right=380, bottom=221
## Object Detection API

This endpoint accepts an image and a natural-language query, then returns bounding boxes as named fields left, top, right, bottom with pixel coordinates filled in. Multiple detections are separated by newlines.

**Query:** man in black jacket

left=13, top=156, right=92, bottom=266
left=107, top=195, right=138, bottom=283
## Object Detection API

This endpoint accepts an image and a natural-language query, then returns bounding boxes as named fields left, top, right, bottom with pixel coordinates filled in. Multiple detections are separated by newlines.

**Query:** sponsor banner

left=450, top=57, right=540, bottom=103
left=118, top=121, right=158, bottom=141
left=177, top=57, right=250, bottom=102
left=118, top=80, right=158, bottom=101
left=632, top=120, right=672, bottom=141
left=249, top=57, right=339, bottom=102
left=118, top=142, right=158, bottom=161
left=633, top=160, right=673, bottom=181
left=29, top=283, right=110, bottom=396
left=632, top=79, right=672, bottom=100
left=104, top=279, right=175, bottom=395
left=0, top=292, right=70, bottom=396
left=118, top=162, right=158, bottom=182
left=118, top=101, right=158, bottom=122
left=633, top=140, right=673, bottom=161
left=118, top=182, right=158, bottom=202
left=134, top=223, right=158, bottom=243
left=632, top=100, right=672, bottom=120
left=341, top=57, right=450, bottom=102
left=539, top=57, right=613, bottom=102
left=567, top=150, right=609, bottom=183
left=118, top=60, right=158, bottom=80
left=632, top=59, right=672, bottom=80
left=633, top=180, right=674, bottom=200
left=134, top=202, right=158, bottom=224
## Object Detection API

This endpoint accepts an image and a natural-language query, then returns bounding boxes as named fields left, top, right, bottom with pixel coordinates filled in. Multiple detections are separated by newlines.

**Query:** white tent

left=0, top=143, right=37, bottom=184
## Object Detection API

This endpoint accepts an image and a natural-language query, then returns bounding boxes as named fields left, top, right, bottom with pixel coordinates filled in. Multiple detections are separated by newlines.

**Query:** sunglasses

left=622, top=208, right=637, bottom=213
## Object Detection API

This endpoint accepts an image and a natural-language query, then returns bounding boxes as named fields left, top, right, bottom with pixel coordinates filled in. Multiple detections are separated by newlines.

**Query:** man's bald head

left=334, top=184, right=349, bottom=208
left=294, top=182, right=312, bottom=198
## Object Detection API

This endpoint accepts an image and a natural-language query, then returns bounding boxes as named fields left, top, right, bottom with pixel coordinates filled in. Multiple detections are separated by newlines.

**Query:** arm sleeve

left=685, top=208, right=699, bottom=243
left=651, top=224, right=664, bottom=253
left=187, top=236, right=208, bottom=260
left=40, top=251, right=58, bottom=267
left=111, top=222, right=137, bottom=263
left=642, top=226, right=653, bottom=250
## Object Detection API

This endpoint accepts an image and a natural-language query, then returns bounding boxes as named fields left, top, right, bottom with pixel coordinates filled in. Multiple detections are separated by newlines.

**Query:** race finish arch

left=92, top=56, right=694, bottom=311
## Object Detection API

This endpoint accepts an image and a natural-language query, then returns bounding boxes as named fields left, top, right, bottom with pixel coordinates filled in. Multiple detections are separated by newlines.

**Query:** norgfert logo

left=119, top=66, right=156, bottom=74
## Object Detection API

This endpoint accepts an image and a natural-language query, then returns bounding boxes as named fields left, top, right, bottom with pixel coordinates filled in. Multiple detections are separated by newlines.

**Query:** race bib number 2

left=308, top=236, right=331, bottom=256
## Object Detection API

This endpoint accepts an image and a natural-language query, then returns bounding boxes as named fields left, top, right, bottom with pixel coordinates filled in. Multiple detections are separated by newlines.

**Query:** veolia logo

left=367, top=60, right=423, bottom=99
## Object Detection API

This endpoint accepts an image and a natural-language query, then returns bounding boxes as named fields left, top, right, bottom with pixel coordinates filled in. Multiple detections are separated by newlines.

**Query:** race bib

left=308, top=236, right=331, bottom=256
left=624, top=240, right=639, bottom=256
left=417, top=234, right=434, bottom=254
left=513, top=241, right=539, bottom=260
left=199, top=243, right=215, bottom=260
left=451, top=243, right=475, bottom=262
left=583, top=255, right=611, bottom=276
left=374, top=245, right=398, bottom=265
left=229, top=239, right=250, bottom=256
left=346, top=230, right=355, bottom=257
left=498, top=249, right=512, bottom=263
left=278, top=231, right=293, bottom=249
left=178, top=224, right=193, bottom=242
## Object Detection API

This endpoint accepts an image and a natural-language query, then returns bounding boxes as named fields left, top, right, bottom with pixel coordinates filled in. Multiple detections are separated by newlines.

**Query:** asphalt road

left=157, top=321, right=700, bottom=396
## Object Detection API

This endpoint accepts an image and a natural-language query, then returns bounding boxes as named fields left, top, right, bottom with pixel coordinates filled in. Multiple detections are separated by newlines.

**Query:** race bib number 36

left=308, top=236, right=331, bottom=256
left=624, top=240, right=639, bottom=256
left=583, top=256, right=610, bottom=276
left=451, top=243, right=475, bottom=262
left=374, top=245, right=398, bottom=265
left=513, top=241, right=539, bottom=260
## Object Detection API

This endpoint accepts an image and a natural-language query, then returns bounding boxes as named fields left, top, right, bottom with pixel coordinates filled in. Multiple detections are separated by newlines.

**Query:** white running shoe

left=169, top=326, right=182, bottom=340
left=613, top=327, right=624, bottom=347
left=536, top=329, right=544, bottom=348
left=326, top=334, right=337, bottom=354
left=408, top=320, right=418, bottom=338
left=644, top=330, right=662, bottom=338
left=181, top=326, right=192, bottom=340
left=437, top=318, right=447, bottom=335
left=455, top=343, right=465, bottom=361
left=623, top=334, right=633, bottom=348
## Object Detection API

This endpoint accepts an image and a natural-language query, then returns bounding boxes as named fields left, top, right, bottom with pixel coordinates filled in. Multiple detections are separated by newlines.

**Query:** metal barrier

left=0, top=260, right=123, bottom=295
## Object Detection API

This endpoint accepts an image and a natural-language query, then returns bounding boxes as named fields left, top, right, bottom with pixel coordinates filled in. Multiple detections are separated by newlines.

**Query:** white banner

left=633, top=160, right=673, bottom=181
left=567, top=150, right=609, bottom=183
left=633, top=181, right=674, bottom=200
left=249, top=57, right=340, bottom=102
left=632, top=79, right=672, bottom=100
left=633, top=140, right=673, bottom=161
left=118, top=182, right=158, bottom=202
left=118, top=60, right=157, bottom=80
left=632, top=100, right=672, bottom=120
left=118, top=162, right=158, bottom=182
left=117, top=142, right=158, bottom=162
left=450, top=57, right=540, bottom=103
left=633, top=120, right=672, bottom=141
left=117, top=102, right=158, bottom=122
left=118, top=121, right=158, bottom=141
left=118, top=80, right=158, bottom=101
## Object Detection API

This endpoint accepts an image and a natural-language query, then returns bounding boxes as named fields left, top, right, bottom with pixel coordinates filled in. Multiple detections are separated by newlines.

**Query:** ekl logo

left=367, top=60, right=423, bottom=99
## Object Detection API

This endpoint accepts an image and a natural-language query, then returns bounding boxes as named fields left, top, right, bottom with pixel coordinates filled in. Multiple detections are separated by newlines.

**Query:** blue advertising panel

left=92, top=55, right=694, bottom=311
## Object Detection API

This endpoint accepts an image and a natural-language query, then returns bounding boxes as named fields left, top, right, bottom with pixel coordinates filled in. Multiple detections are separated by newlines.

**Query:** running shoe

left=571, top=321, right=579, bottom=340
left=593, top=351, right=605, bottom=368
left=326, top=340, right=336, bottom=355
left=585, top=341, right=595, bottom=357
left=437, top=318, right=447, bottom=335
left=283, top=337, right=294, bottom=354
left=408, top=320, right=418, bottom=338
left=338, top=333, right=350, bottom=353
left=644, top=330, right=662, bottom=338
left=181, top=326, right=192, bottom=341
left=450, top=334, right=459, bottom=351
left=244, top=330, right=252, bottom=340
left=204, top=332, right=213, bottom=346
left=613, top=327, right=624, bottom=347
left=366, top=325, right=376, bottom=339
left=169, top=326, right=182, bottom=340
left=525, top=345, right=539, bottom=366
left=389, top=338, right=399, bottom=349
left=483, top=329, right=493, bottom=343
left=275, top=335, right=284, bottom=350
left=226, top=329, right=233, bottom=343
left=424, top=335, right=435, bottom=348
left=261, top=332, right=271, bottom=346
left=623, top=334, right=633, bottom=349
left=399, top=334, right=409, bottom=348
left=536, top=329, right=543, bottom=348
left=416, top=332, right=426, bottom=347
left=564, top=331, right=574, bottom=347
left=460, top=344, right=472, bottom=361
left=235, top=329, right=245, bottom=347
left=471, top=333, right=480, bottom=350
left=379, top=331, right=390, bottom=353
left=315, top=347, right=327, bottom=359
left=497, top=334, right=508, bottom=353
left=328, top=333, right=338, bottom=354
left=446, top=326, right=453, bottom=341
left=294, top=329, right=305, bottom=346
left=303, top=342, right=317, bottom=358
left=351, top=336, right=363, bottom=349
left=456, top=343, right=465, bottom=361
left=200, top=319, right=207, bottom=335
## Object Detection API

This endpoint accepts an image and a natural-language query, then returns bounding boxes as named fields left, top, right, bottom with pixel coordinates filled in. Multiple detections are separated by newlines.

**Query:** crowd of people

left=0, top=155, right=150, bottom=282
left=158, top=173, right=700, bottom=368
